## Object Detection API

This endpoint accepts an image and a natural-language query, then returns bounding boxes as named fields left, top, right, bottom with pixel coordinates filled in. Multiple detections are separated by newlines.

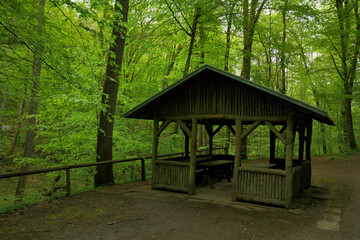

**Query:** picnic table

left=197, top=160, right=234, bottom=189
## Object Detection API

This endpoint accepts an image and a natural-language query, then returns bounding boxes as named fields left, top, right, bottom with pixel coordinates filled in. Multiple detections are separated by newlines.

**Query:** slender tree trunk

left=240, top=0, right=267, bottom=159
left=199, top=23, right=205, bottom=65
left=224, top=6, right=233, bottom=72
left=280, top=0, right=288, bottom=94
left=162, top=44, right=183, bottom=90
left=0, top=77, right=8, bottom=135
left=15, top=0, right=45, bottom=202
left=7, top=84, right=27, bottom=156
left=94, top=0, right=129, bottom=187
left=224, top=7, right=233, bottom=155
left=183, top=7, right=201, bottom=77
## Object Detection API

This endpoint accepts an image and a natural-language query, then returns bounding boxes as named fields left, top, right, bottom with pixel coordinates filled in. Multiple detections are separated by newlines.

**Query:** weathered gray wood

left=205, top=124, right=213, bottom=155
left=235, top=194, right=286, bottom=207
left=188, top=118, right=198, bottom=195
left=155, top=160, right=190, bottom=166
left=306, top=123, right=312, bottom=161
left=183, top=127, right=190, bottom=158
left=232, top=118, right=242, bottom=201
left=239, top=167, right=286, bottom=176
left=157, top=115, right=288, bottom=122
left=285, top=115, right=295, bottom=209
left=141, top=158, right=146, bottom=181
left=152, top=119, right=159, bottom=190
left=177, top=120, right=191, bottom=137
left=212, top=124, right=224, bottom=136
left=226, top=124, right=236, bottom=135
left=265, top=121, right=287, bottom=145
left=157, top=120, right=171, bottom=136
left=240, top=120, right=261, bottom=140
left=298, top=125, right=305, bottom=162
left=270, top=131, right=275, bottom=164
left=66, top=168, right=71, bottom=196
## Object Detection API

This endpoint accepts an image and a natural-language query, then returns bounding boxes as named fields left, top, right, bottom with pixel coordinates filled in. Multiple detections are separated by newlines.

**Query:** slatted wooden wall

left=156, top=77, right=287, bottom=117
left=153, top=163, right=190, bottom=193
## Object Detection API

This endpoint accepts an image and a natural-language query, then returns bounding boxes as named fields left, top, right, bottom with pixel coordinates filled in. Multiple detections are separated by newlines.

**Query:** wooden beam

left=306, top=123, right=312, bottom=161
left=265, top=121, right=287, bottom=145
left=157, top=120, right=171, bottom=136
left=176, top=120, right=191, bottom=137
left=204, top=114, right=225, bottom=118
left=226, top=124, right=236, bottom=135
left=157, top=115, right=287, bottom=122
left=240, top=120, right=262, bottom=140
left=298, top=125, right=305, bottom=162
left=152, top=119, right=159, bottom=190
left=285, top=115, right=295, bottom=209
left=232, top=118, right=243, bottom=201
left=270, top=131, right=275, bottom=164
left=205, top=124, right=213, bottom=155
left=188, top=118, right=198, bottom=195
left=212, top=124, right=224, bottom=136
left=184, top=131, right=190, bottom=158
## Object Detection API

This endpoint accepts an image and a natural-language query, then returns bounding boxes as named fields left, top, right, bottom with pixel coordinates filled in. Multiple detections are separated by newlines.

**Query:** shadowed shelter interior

left=123, top=65, right=334, bottom=209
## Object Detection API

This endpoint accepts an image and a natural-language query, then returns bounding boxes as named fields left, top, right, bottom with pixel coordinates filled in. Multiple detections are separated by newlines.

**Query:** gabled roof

left=123, top=65, right=334, bottom=125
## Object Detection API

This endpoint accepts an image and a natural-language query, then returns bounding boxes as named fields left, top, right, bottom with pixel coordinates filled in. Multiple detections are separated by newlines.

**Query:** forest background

left=1, top=0, right=360, bottom=212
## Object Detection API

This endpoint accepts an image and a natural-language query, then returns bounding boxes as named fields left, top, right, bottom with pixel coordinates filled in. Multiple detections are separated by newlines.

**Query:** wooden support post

left=185, top=134, right=190, bottom=158
left=306, top=123, right=312, bottom=161
left=232, top=118, right=242, bottom=201
left=205, top=125, right=214, bottom=155
left=224, top=128, right=230, bottom=155
left=141, top=158, right=146, bottom=181
left=188, top=118, right=198, bottom=195
left=270, top=130, right=275, bottom=164
left=152, top=119, right=159, bottom=190
left=66, top=168, right=71, bottom=196
left=298, top=125, right=305, bottom=163
left=285, top=115, right=295, bottom=209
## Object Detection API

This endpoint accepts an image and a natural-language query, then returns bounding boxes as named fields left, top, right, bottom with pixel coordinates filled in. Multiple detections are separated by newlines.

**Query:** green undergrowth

left=0, top=159, right=153, bottom=214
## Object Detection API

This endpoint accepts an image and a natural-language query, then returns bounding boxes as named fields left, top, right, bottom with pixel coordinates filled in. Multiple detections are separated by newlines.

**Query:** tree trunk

left=344, top=91, right=357, bottom=149
left=240, top=0, right=267, bottom=159
left=94, top=0, right=129, bottom=187
left=162, top=44, right=183, bottom=90
left=0, top=78, right=8, bottom=135
left=15, top=0, right=45, bottom=202
left=280, top=0, right=288, bottom=94
left=332, top=0, right=360, bottom=150
left=183, top=7, right=201, bottom=77
left=224, top=5, right=233, bottom=72
left=7, top=84, right=27, bottom=156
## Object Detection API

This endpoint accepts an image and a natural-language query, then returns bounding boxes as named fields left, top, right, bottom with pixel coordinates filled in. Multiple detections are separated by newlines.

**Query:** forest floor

left=1, top=153, right=360, bottom=240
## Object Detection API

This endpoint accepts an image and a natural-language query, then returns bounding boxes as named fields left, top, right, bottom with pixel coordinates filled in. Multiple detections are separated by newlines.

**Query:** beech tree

left=94, top=0, right=130, bottom=187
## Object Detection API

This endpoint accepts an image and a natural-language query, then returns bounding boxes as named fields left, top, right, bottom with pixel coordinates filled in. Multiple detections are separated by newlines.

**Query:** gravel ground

left=1, top=153, right=359, bottom=240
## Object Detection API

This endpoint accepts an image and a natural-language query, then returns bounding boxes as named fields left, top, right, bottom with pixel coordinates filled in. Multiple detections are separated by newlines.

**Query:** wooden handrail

left=0, top=147, right=226, bottom=197
left=0, top=147, right=227, bottom=179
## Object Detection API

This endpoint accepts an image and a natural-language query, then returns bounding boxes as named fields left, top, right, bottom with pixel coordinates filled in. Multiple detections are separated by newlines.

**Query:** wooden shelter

left=123, top=65, right=334, bottom=209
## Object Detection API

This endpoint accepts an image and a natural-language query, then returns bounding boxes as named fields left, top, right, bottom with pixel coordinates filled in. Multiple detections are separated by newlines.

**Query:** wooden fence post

left=188, top=118, right=198, bottom=195
left=232, top=118, right=242, bottom=201
left=66, top=168, right=71, bottom=196
left=285, top=115, right=295, bottom=209
left=141, top=158, right=146, bottom=181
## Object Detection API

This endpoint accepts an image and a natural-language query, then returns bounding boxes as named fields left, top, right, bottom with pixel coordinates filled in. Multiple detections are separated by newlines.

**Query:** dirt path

left=1, top=153, right=360, bottom=240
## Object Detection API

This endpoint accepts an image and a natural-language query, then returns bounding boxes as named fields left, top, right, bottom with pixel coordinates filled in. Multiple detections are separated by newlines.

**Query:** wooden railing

left=0, top=148, right=226, bottom=197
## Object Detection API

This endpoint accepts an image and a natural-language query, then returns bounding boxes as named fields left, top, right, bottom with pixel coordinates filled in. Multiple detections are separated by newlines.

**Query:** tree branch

left=163, top=0, right=191, bottom=36
left=0, top=21, right=88, bottom=93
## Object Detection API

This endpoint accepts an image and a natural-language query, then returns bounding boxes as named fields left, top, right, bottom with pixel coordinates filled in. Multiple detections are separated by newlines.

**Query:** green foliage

left=1, top=0, right=360, bottom=213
